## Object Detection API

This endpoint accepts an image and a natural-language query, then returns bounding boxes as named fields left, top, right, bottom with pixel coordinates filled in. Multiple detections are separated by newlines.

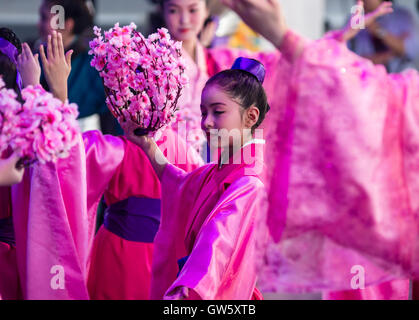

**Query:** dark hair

left=43, top=0, right=94, bottom=35
left=205, top=69, right=270, bottom=131
left=0, top=28, right=22, bottom=98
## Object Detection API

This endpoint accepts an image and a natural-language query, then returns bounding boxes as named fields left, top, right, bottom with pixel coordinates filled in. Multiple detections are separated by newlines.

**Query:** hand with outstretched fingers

left=39, top=31, right=73, bottom=102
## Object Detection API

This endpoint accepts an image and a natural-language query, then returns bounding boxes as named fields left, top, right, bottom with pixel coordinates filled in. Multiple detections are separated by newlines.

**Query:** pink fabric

left=11, top=135, right=90, bottom=299
left=87, top=128, right=203, bottom=300
left=0, top=132, right=124, bottom=300
left=151, top=143, right=266, bottom=300
left=259, top=31, right=419, bottom=294
left=87, top=227, right=154, bottom=300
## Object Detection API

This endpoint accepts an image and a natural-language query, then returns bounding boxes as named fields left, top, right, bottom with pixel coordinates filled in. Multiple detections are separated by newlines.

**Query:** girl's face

left=201, top=84, right=249, bottom=150
left=162, top=0, right=208, bottom=42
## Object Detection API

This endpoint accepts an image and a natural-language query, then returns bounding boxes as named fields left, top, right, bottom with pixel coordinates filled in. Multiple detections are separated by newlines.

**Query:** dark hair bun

left=205, top=69, right=270, bottom=131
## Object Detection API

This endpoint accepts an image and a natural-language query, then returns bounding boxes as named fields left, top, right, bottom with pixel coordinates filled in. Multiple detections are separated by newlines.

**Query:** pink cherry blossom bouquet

left=0, top=77, right=80, bottom=167
left=89, top=23, right=188, bottom=136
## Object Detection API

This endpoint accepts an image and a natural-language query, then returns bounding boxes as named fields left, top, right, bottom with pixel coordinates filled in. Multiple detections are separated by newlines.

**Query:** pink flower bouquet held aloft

left=0, top=76, right=80, bottom=167
left=89, top=23, right=189, bottom=136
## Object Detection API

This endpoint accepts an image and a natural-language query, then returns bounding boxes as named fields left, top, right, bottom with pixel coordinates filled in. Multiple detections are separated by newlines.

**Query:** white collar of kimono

left=242, top=139, right=266, bottom=148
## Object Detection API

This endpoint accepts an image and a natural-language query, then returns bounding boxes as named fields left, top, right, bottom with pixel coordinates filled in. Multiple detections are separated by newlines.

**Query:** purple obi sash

left=0, top=217, right=15, bottom=246
left=103, top=197, right=161, bottom=243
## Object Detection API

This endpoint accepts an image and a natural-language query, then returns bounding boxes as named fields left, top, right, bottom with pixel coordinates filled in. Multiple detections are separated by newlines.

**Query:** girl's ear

left=245, top=105, right=260, bottom=129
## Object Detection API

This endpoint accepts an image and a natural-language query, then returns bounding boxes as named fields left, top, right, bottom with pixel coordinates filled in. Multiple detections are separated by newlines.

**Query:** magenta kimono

left=86, top=129, right=203, bottom=300
left=259, top=31, right=419, bottom=299
left=151, top=141, right=266, bottom=300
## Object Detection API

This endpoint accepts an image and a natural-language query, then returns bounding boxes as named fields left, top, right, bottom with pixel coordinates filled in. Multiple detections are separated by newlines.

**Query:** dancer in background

left=39, top=31, right=204, bottom=300
left=152, top=0, right=295, bottom=156
left=37, top=0, right=120, bottom=134
left=222, top=0, right=419, bottom=300
left=347, top=0, right=419, bottom=73
left=1, top=28, right=202, bottom=299
left=0, top=27, right=91, bottom=300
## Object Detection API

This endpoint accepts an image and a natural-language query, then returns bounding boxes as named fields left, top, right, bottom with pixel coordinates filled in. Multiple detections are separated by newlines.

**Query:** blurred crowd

left=4, top=0, right=419, bottom=135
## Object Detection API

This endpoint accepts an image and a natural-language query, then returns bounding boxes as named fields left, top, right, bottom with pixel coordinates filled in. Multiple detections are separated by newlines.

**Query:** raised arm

left=222, top=0, right=288, bottom=50
left=39, top=31, right=73, bottom=103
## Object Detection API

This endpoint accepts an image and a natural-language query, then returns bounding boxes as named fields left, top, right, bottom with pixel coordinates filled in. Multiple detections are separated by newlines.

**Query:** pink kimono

left=259, top=31, right=419, bottom=299
left=3, top=135, right=93, bottom=299
left=151, top=142, right=266, bottom=300
left=86, top=128, right=203, bottom=300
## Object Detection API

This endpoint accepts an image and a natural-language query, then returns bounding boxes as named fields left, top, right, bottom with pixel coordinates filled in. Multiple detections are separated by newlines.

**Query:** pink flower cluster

left=0, top=78, right=80, bottom=165
left=89, top=23, right=188, bottom=134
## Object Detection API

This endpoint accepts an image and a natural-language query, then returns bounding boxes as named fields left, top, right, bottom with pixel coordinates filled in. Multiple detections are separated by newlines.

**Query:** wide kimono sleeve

left=10, top=131, right=124, bottom=299
left=259, top=33, right=419, bottom=293
left=163, top=176, right=267, bottom=300
left=150, top=163, right=209, bottom=299
left=83, top=131, right=125, bottom=221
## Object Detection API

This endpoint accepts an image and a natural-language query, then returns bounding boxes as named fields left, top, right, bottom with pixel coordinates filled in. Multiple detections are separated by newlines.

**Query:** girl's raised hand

left=39, top=31, right=73, bottom=102
left=119, top=118, right=152, bottom=149
left=221, top=0, right=288, bottom=49
left=17, top=43, right=41, bottom=88
left=0, top=153, right=25, bottom=186
left=365, top=1, right=393, bottom=28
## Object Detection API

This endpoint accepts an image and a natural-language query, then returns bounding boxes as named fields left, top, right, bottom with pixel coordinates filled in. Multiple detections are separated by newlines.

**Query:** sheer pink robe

left=259, top=31, right=419, bottom=299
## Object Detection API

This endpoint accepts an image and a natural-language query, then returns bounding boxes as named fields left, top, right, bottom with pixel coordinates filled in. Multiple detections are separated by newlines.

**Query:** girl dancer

left=122, top=57, right=269, bottom=300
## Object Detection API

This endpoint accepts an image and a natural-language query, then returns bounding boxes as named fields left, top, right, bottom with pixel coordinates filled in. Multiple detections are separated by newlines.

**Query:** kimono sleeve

left=260, top=34, right=419, bottom=293
left=11, top=134, right=90, bottom=299
left=149, top=163, right=197, bottom=299
left=164, top=176, right=267, bottom=300
left=82, top=130, right=125, bottom=214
